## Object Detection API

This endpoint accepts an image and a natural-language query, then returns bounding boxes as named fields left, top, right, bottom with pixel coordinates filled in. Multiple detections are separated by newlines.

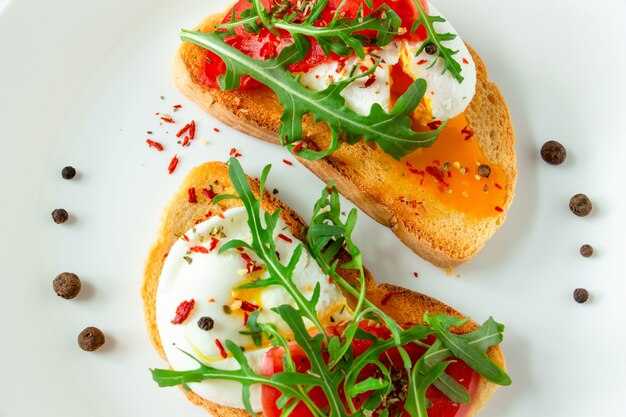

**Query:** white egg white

left=155, top=207, right=349, bottom=411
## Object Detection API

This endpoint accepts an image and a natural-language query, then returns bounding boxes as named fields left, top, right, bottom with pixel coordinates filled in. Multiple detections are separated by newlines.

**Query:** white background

left=1, top=0, right=625, bottom=416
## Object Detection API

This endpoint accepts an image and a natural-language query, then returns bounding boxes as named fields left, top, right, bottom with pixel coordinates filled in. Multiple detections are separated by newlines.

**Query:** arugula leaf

left=222, top=157, right=328, bottom=336
left=405, top=358, right=452, bottom=417
left=424, top=314, right=512, bottom=386
left=273, top=5, right=402, bottom=59
left=411, top=0, right=464, bottom=83
left=180, top=30, right=444, bottom=161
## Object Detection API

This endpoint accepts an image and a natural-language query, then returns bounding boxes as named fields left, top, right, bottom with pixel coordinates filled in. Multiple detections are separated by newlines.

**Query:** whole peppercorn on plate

left=1, top=0, right=626, bottom=417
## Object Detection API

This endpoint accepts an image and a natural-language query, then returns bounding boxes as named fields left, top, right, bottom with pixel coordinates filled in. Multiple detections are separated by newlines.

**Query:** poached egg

left=155, top=207, right=349, bottom=411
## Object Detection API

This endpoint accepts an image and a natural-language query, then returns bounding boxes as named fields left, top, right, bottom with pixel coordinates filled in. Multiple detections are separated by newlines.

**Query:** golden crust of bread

left=172, top=13, right=517, bottom=269
left=142, top=161, right=505, bottom=417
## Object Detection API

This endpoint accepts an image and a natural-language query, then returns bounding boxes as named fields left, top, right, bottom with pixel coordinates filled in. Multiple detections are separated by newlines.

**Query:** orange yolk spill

left=390, top=64, right=508, bottom=218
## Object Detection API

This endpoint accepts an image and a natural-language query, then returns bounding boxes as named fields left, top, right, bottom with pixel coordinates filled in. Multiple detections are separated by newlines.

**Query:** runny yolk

left=401, top=115, right=508, bottom=217
left=389, top=63, right=508, bottom=217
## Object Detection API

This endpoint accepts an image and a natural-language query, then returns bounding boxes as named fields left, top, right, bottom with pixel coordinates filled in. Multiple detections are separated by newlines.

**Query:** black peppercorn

left=53, top=272, right=81, bottom=299
left=424, top=43, right=437, bottom=55
left=477, top=164, right=492, bottom=178
left=540, top=141, right=567, bottom=165
left=580, top=244, right=594, bottom=258
left=61, top=166, right=76, bottom=180
left=78, top=327, right=105, bottom=351
left=197, top=316, right=215, bottom=331
left=573, top=288, right=589, bottom=304
left=569, top=194, right=592, bottom=217
left=52, top=208, right=69, bottom=224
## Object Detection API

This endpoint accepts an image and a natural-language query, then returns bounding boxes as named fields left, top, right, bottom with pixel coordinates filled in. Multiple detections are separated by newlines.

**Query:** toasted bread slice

left=172, top=12, right=517, bottom=269
left=142, top=161, right=505, bottom=417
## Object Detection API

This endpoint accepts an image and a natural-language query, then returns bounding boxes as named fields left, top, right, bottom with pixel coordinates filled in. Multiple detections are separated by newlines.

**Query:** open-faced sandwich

left=172, top=0, right=517, bottom=268
left=143, top=158, right=510, bottom=417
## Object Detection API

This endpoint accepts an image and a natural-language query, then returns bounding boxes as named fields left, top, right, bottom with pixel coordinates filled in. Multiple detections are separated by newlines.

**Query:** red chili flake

left=215, top=339, right=228, bottom=358
left=413, top=272, right=419, bottom=278
left=495, top=206, right=504, bottom=213
left=462, top=58, right=469, bottom=64
left=494, top=183, right=503, bottom=190
left=417, top=59, right=428, bottom=65
left=381, top=291, right=402, bottom=306
left=229, top=147, right=242, bottom=158
left=364, top=74, right=377, bottom=88
left=173, top=104, right=182, bottom=109
left=208, top=298, right=215, bottom=303
left=181, top=234, right=190, bottom=242
left=277, top=233, right=293, bottom=243
left=292, top=142, right=303, bottom=153
left=432, top=159, right=441, bottom=166
left=181, top=135, right=190, bottom=147
left=176, top=123, right=191, bottom=138
left=171, top=299, right=195, bottom=324
left=239, top=299, right=260, bottom=312
left=447, top=170, right=452, bottom=178
left=213, top=127, right=220, bottom=133
left=425, top=166, right=449, bottom=188
left=168, top=155, right=179, bottom=174
left=359, top=65, right=368, bottom=72
left=201, top=187, right=217, bottom=201
left=236, top=247, right=244, bottom=252
left=204, top=210, right=213, bottom=218
left=160, top=116, right=175, bottom=124
left=327, top=187, right=333, bottom=195
left=189, top=120, right=196, bottom=140
left=190, top=246, right=209, bottom=254
left=427, top=120, right=442, bottom=130
left=399, top=196, right=406, bottom=203
left=282, top=159, right=293, bottom=166
left=146, top=139, right=164, bottom=152
left=243, top=312, right=249, bottom=326
left=163, top=252, right=169, bottom=259
left=218, top=213, right=225, bottom=219
left=328, top=276, right=334, bottom=284
left=209, top=237, right=219, bottom=252
left=188, top=187, right=198, bottom=203
left=461, top=126, right=474, bottom=141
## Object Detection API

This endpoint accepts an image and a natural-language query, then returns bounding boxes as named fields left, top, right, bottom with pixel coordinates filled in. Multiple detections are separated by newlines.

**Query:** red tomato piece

left=260, top=323, right=478, bottom=417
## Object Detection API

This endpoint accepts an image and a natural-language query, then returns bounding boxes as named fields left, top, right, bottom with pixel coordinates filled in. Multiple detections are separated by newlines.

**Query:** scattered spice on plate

left=573, top=288, right=589, bottom=304
left=540, top=141, right=567, bottom=165
left=78, top=327, right=105, bottom=351
left=569, top=193, right=592, bottom=217
left=53, top=272, right=81, bottom=299
left=580, top=244, right=594, bottom=258
left=61, top=166, right=76, bottom=180
left=146, top=139, right=164, bottom=151
left=168, top=155, right=179, bottom=174
left=272, top=189, right=279, bottom=195
left=197, top=316, right=215, bottom=331
left=51, top=208, right=69, bottom=224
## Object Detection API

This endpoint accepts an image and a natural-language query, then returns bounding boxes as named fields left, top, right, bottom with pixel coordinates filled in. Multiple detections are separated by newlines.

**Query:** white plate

left=1, top=0, right=625, bottom=416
